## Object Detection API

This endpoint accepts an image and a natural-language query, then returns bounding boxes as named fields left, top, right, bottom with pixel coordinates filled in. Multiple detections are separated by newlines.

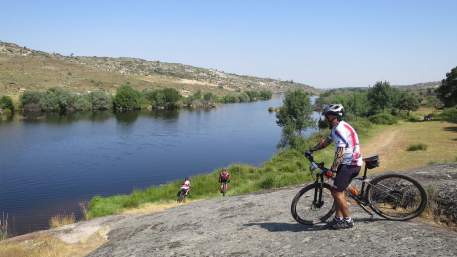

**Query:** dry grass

left=0, top=233, right=106, bottom=257
left=121, top=200, right=198, bottom=215
left=0, top=213, right=8, bottom=241
left=49, top=214, right=76, bottom=229
left=362, top=120, right=457, bottom=172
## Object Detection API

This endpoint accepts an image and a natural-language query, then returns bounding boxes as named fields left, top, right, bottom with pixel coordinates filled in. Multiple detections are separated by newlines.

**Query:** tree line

left=276, top=65, right=457, bottom=150
left=0, top=84, right=273, bottom=116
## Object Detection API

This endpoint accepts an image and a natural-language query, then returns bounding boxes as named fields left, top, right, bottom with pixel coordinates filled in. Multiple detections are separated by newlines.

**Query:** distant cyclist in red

left=219, top=168, right=231, bottom=195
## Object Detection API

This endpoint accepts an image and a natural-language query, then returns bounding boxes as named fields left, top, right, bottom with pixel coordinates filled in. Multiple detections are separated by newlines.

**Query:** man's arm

left=330, top=147, right=345, bottom=172
left=310, top=136, right=332, bottom=152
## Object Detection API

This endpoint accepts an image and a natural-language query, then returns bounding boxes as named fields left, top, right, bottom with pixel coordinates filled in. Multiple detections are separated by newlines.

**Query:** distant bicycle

left=177, top=188, right=189, bottom=203
left=291, top=152, right=427, bottom=225
left=177, top=177, right=191, bottom=203
left=219, top=168, right=231, bottom=196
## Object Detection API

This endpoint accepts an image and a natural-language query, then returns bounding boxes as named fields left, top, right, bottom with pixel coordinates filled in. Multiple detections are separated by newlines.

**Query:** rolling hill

left=0, top=41, right=318, bottom=96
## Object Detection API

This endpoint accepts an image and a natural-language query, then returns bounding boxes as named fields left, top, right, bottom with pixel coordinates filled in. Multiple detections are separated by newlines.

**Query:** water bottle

left=348, top=184, right=359, bottom=196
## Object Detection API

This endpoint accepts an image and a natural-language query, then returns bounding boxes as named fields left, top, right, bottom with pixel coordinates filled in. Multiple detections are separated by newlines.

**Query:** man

left=309, top=104, right=362, bottom=229
left=219, top=168, right=231, bottom=195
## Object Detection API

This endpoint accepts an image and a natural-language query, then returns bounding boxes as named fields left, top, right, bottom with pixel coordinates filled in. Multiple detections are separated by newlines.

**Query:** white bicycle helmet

left=322, top=104, right=344, bottom=118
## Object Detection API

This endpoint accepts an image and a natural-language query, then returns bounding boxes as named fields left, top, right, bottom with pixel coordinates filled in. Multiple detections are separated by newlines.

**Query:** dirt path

left=86, top=169, right=457, bottom=257
left=361, top=121, right=457, bottom=172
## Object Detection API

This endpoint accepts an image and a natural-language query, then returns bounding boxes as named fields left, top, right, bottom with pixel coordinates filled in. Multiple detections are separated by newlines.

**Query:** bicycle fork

left=313, top=176, right=325, bottom=208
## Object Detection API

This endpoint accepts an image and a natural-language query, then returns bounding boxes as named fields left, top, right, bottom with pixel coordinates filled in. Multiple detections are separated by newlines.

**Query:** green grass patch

left=87, top=146, right=335, bottom=219
left=407, top=143, right=428, bottom=151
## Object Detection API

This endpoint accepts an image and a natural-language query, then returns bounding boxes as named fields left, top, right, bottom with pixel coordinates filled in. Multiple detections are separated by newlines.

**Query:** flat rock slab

left=88, top=185, right=457, bottom=257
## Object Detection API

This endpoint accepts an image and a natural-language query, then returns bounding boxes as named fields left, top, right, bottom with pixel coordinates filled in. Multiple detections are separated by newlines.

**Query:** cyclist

left=219, top=168, right=231, bottom=194
left=178, top=177, right=191, bottom=199
left=309, top=104, right=362, bottom=229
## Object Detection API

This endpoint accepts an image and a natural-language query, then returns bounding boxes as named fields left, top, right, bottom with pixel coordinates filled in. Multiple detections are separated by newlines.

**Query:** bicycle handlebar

left=304, top=151, right=330, bottom=175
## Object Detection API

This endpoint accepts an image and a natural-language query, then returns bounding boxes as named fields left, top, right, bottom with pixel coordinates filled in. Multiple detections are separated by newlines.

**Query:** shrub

left=113, top=84, right=143, bottom=111
left=144, top=88, right=181, bottom=109
left=203, top=92, right=216, bottom=102
left=21, top=91, right=43, bottom=112
left=238, top=93, right=250, bottom=103
left=72, top=95, right=92, bottom=111
left=89, top=91, right=112, bottom=111
left=259, top=90, right=273, bottom=100
left=0, top=96, right=14, bottom=112
left=39, top=88, right=73, bottom=113
left=439, top=108, right=457, bottom=123
left=407, top=143, right=428, bottom=151
left=368, top=112, right=398, bottom=125
left=258, top=175, right=275, bottom=189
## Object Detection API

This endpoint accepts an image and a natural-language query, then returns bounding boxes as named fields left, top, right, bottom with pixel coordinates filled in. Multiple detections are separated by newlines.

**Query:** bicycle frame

left=306, top=153, right=375, bottom=218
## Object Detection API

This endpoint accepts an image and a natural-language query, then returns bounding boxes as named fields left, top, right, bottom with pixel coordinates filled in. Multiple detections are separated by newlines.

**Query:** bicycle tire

left=177, top=190, right=186, bottom=203
left=367, top=173, right=427, bottom=221
left=291, top=183, right=336, bottom=225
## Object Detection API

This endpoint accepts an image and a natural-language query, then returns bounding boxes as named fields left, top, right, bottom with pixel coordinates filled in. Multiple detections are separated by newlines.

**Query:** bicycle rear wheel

left=291, top=183, right=336, bottom=225
left=367, top=173, right=427, bottom=221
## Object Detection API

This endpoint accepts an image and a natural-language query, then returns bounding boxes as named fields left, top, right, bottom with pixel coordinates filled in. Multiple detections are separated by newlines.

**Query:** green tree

left=395, top=92, right=420, bottom=114
left=0, top=96, right=15, bottom=112
left=161, top=88, right=181, bottom=108
left=113, top=84, right=143, bottom=111
left=21, top=91, right=43, bottom=112
left=276, top=89, right=313, bottom=138
left=367, top=81, right=397, bottom=113
left=437, top=66, right=457, bottom=107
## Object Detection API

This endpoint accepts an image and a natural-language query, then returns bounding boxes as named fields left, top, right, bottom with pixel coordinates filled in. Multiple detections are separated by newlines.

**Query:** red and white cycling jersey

left=181, top=180, right=191, bottom=190
left=328, top=120, right=363, bottom=166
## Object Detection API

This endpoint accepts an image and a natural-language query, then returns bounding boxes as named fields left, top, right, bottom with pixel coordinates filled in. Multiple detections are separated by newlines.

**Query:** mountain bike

left=291, top=152, right=427, bottom=225
left=177, top=188, right=189, bottom=203
left=220, top=182, right=228, bottom=196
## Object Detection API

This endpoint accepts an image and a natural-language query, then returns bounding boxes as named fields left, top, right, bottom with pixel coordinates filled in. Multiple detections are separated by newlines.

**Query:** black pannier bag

left=363, top=155, right=379, bottom=169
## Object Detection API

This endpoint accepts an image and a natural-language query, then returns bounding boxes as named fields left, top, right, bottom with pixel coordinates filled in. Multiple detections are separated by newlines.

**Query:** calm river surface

left=0, top=97, right=317, bottom=235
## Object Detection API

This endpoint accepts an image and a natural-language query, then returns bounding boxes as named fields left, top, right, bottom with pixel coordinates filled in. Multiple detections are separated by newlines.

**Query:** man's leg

left=332, top=190, right=350, bottom=218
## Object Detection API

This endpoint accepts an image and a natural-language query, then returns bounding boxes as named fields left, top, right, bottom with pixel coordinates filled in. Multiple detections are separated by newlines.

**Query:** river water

left=0, top=97, right=318, bottom=235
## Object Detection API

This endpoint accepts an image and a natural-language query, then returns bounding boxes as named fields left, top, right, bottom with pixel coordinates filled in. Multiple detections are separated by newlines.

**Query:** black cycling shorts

left=333, top=165, right=361, bottom=192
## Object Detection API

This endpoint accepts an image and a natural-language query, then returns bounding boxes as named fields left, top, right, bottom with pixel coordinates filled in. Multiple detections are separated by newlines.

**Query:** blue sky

left=1, top=0, right=456, bottom=88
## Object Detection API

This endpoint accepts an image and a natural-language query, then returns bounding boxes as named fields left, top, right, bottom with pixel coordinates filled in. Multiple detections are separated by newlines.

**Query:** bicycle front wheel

left=291, top=183, right=336, bottom=225
left=367, top=173, right=427, bottom=221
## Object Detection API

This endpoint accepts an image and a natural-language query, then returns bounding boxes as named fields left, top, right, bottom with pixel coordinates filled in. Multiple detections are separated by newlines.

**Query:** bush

left=144, top=88, right=181, bottom=109
left=439, top=108, right=457, bottom=123
left=0, top=96, right=14, bottom=112
left=72, top=95, right=92, bottom=111
left=21, top=91, right=43, bottom=112
left=368, top=112, right=398, bottom=125
left=259, top=90, right=273, bottom=100
left=38, top=88, right=73, bottom=113
left=407, top=143, right=428, bottom=151
left=238, top=93, right=250, bottom=103
left=113, top=84, right=143, bottom=111
left=89, top=91, right=112, bottom=111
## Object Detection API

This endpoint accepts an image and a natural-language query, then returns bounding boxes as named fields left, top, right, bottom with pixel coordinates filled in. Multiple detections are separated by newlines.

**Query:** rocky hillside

left=0, top=41, right=318, bottom=96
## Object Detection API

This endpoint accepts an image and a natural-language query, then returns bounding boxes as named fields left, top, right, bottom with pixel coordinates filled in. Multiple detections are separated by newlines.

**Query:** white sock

left=344, top=217, right=352, bottom=222
left=335, top=216, right=343, bottom=221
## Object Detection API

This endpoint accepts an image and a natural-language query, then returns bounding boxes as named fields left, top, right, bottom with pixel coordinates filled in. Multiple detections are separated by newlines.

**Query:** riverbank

left=2, top=163, right=457, bottom=257
left=87, top=117, right=457, bottom=218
